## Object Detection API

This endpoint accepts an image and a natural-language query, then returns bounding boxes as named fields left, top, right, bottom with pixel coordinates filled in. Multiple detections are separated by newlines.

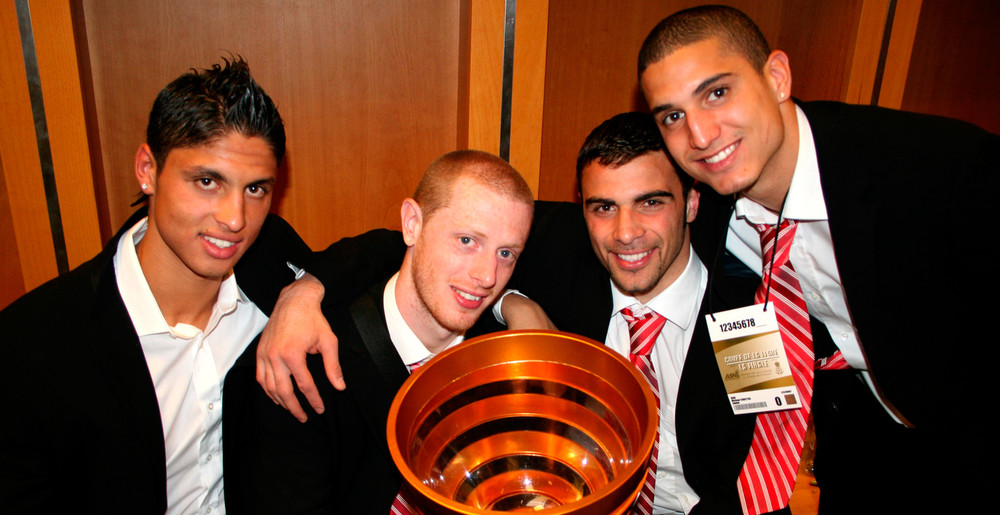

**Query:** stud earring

left=141, top=183, right=148, bottom=190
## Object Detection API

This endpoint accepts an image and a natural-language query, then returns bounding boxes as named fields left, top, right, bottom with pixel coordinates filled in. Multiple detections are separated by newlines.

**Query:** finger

left=274, top=371, right=308, bottom=423
left=290, top=362, right=324, bottom=415
left=319, top=332, right=346, bottom=391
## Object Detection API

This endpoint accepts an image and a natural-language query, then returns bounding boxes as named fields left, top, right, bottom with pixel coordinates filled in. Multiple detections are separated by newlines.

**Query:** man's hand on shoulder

left=256, top=274, right=343, bottom=423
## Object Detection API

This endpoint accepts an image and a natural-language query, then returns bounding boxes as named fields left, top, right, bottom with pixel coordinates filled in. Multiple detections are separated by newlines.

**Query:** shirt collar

left=113, top=217, right=247, bottom=339
left=383, top=272, right=464, bottom=367
left=610, top=246, right=705, bottom=332
left=735, top=105, right=827, bottom=225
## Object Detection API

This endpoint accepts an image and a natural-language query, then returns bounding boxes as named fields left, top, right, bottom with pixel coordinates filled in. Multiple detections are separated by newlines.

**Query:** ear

left=400, top=198, right=423, bottom=247
left=135, top=144, right=157, bottom=195
left=764, top=50, right=792, bottom=103
left=685, top=187, right=700, bottom=224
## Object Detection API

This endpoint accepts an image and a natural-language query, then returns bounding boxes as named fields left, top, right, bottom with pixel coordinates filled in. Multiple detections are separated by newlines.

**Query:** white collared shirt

left=606, top=248, right=707, bottom=515
left=383, top=272, right=464, bottom=367
left=114, top=218, right=268, bottom=515
left=725, top=105, right=897, bottom=420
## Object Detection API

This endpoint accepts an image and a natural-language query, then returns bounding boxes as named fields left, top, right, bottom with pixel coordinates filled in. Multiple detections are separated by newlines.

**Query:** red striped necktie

left=737, top=220, right=812, bottom=514
left=621, top=306, right=667, bottom=515
left=390, top=359, right=427, bottom=514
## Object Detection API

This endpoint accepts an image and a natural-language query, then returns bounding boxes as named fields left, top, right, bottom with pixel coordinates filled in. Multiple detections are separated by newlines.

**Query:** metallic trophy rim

left=387, top=329, right=658, bottom=515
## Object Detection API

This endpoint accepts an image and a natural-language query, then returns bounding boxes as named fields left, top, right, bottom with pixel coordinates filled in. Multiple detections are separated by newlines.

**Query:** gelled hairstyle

left=145, top=56, right=285, bottom=169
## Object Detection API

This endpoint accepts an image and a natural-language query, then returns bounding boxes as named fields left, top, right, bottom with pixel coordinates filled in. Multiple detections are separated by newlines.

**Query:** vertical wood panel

left=509, top=0, right=548, bottom=195
left=29, top=0, right=102, bottom=268
left=0, top=0, right=58, bottom=294
left=876, top=0, right=921, bottom=109
left=842, top=0, right=891, bottom=105
left=899, top=0, right=999, bottom=133
left=537, top=0, right=869, bottom=202
left=79, top=0, right=463, bottom=246
left=466, top=0, right=505, bottom=156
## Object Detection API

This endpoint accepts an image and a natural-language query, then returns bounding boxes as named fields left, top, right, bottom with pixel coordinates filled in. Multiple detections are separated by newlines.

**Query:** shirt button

left=206, top=454, right=213, bottom=462
left=657, top=471, right=668, bottom=479
left=841, top=333, right=849, bottom=340
left=208, top=402, right=215, bottom=411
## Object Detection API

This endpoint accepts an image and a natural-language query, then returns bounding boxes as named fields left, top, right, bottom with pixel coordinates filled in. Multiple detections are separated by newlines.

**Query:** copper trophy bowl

left=387, top=330, right=658, bottom=514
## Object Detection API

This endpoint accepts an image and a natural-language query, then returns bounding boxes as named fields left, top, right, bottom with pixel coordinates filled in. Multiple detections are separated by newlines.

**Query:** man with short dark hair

left=0, top=58, right=308, bottom=514
left=639, top=5, right=997, bottom=513
left=224, top=150, right=534, bottom=513
left=502, top=112, right=759, bottom=514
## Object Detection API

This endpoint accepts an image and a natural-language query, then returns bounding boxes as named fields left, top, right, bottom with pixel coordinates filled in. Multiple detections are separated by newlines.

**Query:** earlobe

left=400, top=198, right=422, bottom=246
left=685, top=189, right=701, bottom=223
left=765, top=50, right=792, bottom=102
left=135, top=144, right=157, bottom=195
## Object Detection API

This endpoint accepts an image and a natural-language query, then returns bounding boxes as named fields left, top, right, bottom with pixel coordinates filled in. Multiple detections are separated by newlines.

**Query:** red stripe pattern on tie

left=621, top=306, right=667, bottom=515
left=737, top=221, right=812, bottom=515
left=390, top=359, right=428, bottom=514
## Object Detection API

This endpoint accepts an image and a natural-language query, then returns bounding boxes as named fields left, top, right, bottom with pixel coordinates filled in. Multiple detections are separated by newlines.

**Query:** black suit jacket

left=505, top=201, right=760, bottom=514
left=693, top=101, right=998, bottom=430
left=0, top=209, right=310, bottom=514
left=225, top=281, right=407, bottom=514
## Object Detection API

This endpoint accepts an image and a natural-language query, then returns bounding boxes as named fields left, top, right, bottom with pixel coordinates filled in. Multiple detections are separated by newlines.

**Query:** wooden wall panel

left=536, top=0, right=873, bottom=202
left=29, top=0, right=102, bottom=268
left=899, top=0, right=1000, bottom=133
left=79, top=0, right=464, bottom=248
left=0, top=0, right=59, bottom=298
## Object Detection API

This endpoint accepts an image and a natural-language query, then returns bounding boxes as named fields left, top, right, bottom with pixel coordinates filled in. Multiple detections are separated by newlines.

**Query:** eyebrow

left=186, top=166, right=276, bottom=188
left=650, top=72, right=732, bottom=115
left=584, top=190, right=673, bottom=207
left=635, top=190, right=672, bottom=203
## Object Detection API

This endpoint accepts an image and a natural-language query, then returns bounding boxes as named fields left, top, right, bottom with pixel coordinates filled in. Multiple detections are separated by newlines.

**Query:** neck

left=395, top=258, right=461, bottom=354
left=136, top=241, right=223, bottom=331
left=744, top=101, right=800, bottom=212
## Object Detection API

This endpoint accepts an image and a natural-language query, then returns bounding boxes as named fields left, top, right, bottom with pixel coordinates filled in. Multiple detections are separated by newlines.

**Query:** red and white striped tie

left=621, top=306, right=666, bottom=515
left=737, top=221, right=812, bottom=514
left=390, top=359, right=427, bottom=515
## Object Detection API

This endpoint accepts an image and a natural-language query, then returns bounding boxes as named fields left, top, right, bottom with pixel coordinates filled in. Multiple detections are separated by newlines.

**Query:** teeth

left=705, top=143, right=736, bottom=164
left=457, top=290, right=483, bottom=302
left=204, top=235, right=234, bottom=249
left=617, top=250, right=651, bottom=263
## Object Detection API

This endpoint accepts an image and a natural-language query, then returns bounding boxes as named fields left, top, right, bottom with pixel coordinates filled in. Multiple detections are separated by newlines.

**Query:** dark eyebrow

left=649, top=72, right=732, bottom=115
left=635, top=190, right=672, bottom=203
left=584, top=197, right=617, bottom=207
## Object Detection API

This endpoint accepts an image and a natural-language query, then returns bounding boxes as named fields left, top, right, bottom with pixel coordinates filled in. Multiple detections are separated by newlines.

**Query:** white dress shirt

left=114, top=218, right=268, bottom=515
left=606, top=248, right=707, bottom=515
left=725, top=105, right=897, bottom=420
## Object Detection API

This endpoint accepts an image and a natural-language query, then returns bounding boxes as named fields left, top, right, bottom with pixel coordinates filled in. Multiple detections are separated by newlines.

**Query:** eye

left=497, top=248, right=516, bottom=261
left=196, top=177, right=218, bottom=190
left=246, top=183, right=270, bottom=198
left=707, top=87, right=728, bottom=102
left=459, top=236, right=475, bottom=246
left=588, top=203, right=616, bottom=216
left=661, top=111, right=685, bottom=127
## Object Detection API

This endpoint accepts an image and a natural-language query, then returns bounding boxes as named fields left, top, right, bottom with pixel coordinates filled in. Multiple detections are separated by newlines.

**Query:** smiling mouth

left=204, top=235, right=235, bottom=249
left=456, top=289, right=484, bottom=302
left=704, top=143, right=737, bottom=164
left=616, top=250, right=652, bottom=263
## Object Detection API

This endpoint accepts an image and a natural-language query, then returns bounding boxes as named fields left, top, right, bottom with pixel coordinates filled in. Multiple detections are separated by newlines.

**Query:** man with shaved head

left=224, top=150, right=534, bottom=513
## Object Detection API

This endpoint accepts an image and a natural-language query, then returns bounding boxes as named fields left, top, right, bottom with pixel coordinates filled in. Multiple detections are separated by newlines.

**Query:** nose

left=687, top=110, right=719, bottom=150
left=470, top=251, right=497, bottom=290
left=216, top=190, right=246, bottom=232
left=613, top=208, right=643, bottom=245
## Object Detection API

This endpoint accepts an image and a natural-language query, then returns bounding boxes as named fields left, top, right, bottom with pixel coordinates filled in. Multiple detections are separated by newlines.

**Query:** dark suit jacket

left=0, top=209, right=310, bottom=514
left=505, top=201, right=761, bottom=515
left=693, top=101, right=997, bottom=431
left=224, top=281, right=407, bottom=514
left=691, top=101, right=998, bottom=507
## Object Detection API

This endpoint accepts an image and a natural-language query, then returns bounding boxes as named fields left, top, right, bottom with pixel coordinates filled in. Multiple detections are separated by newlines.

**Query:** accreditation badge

left=705, top=303, right=803, bottom=415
